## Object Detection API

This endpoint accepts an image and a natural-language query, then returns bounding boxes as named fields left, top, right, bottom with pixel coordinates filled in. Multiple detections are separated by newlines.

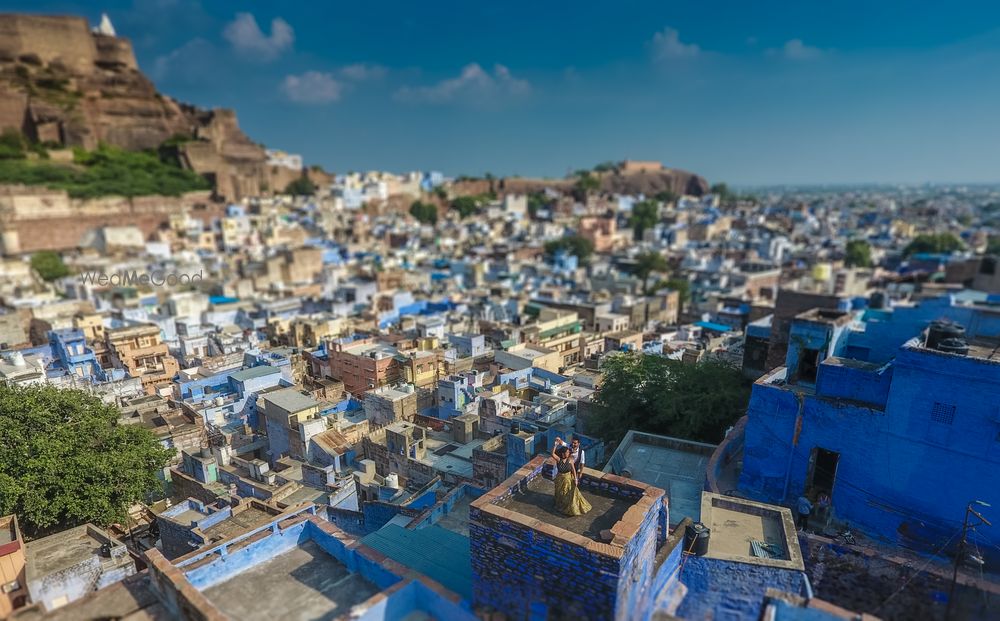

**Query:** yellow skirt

left=554, top=472, right=592, bottom=516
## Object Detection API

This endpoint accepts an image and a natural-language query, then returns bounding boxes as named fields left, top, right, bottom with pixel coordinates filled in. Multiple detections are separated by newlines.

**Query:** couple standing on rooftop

left=552, top=436, right=592, bottom=517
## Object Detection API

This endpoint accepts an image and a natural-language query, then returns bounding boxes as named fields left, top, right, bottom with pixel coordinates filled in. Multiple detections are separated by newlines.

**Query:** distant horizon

left=7, top=1, right=1000, bottom=187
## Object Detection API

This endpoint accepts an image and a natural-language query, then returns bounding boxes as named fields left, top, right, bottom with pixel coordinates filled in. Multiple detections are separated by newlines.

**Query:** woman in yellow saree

left=552, top=445, right=592, bottom=516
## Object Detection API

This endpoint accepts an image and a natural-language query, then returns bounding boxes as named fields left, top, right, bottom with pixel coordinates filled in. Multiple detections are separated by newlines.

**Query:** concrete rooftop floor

left=706, top=504, right=788, bottom=560
left=200, top=506, right=274, bottom=542
left=620, top=441, right=708, bottom=525
left=498, top=476, right=632, bottom=539
left=202, top=540, right=380, bottom=621
left=435, top=495, right=473, bottom=536
left=26, top=526, right=105, bottom=577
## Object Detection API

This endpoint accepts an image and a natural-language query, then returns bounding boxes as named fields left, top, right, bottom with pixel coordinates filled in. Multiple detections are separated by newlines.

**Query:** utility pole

left=946, top=500, right=991, bottom=621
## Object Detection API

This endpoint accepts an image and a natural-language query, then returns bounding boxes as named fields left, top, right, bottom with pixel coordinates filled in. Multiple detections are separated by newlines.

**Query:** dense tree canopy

left=902, top=233, right=964, bottom=257
left=654, top=190, right=678, bottom=204
left=544, top=234, right=594, bottom=262
left=450, top=195, right=480, bottom=218
left=527, top=192, right=549, bottom=218
left=575, top=172, right=600, bottom=195
left=632, top=251, right=670, bottom=294
left=409, top=200, right=438, bottom=225
left=710, top=182, right=733, bottom=203
left=590, top=353, right=751, bottom=445
left=284, top=176, right=317, bottom=196
left=629, top=200, right=660, bottom=240
left=30, top=250, right=70, bottom=281
left=844, top=239, right=873, bottom=268
left=0, top=384, right=173, bottom=533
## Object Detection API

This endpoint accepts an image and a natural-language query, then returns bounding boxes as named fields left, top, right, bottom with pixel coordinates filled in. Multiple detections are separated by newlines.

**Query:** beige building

left=494, top=343, right=561, bottom=373
left=105, top=324, right=179, bottom=394
left=522, top=308, right=584, bottom=369
left=362, top=384, right=418, bottom=427
left=0, top=515, right=27, bottom=616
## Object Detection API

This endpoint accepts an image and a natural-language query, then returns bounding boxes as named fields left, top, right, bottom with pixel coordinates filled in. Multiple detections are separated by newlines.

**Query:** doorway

left=807, top=447, right=840, bottom=495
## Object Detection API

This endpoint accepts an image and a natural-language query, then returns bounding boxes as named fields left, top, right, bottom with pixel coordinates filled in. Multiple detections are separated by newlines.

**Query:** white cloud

left=770, top=39, right=824, bottom=61
left=339, top=63, right=387, bottom=81
left=394, top=63, right=530, bottom=104
left=223, top=12, right=294, bottom=61
left=650, top=27, right=701, bottom=60
left=282, top=71, right=343, bottom=104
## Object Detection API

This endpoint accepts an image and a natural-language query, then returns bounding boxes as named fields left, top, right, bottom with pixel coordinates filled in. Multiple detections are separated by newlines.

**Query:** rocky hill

left=0, top=14, right=271, bottom=201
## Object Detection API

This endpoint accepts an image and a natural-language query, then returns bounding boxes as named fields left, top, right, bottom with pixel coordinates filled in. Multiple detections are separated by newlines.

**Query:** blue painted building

left=47, top=328, right=107, bottom=383
left=740, top=295, right=1000, bottom=560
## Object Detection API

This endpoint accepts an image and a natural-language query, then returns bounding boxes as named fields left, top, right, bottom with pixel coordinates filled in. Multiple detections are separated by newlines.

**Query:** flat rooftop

left=262, top=387, right=320, bottom=413
left=606, top=431, right=715, bottom=525
left=435, top=495, right=473, bottom=536
left=498, top=476, right=632, bottom=539
left=26, top=525, right=117, bottom=578
left=202, top=540, right=379, bottom=621
left=200, top=506, right=275, bottom=542
left=700, top=492, right=803, bottom=571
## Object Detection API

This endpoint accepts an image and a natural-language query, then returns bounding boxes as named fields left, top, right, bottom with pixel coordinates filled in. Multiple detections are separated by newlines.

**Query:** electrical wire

left=873, top=526, right=963, bottom=614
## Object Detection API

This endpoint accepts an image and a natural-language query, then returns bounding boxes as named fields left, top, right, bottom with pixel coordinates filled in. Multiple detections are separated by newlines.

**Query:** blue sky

left=11, top=1, right=1000, bottom=184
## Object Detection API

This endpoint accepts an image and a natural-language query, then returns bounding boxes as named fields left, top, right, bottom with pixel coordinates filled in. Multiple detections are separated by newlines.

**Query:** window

left=930, top=402, right=956, bottom=425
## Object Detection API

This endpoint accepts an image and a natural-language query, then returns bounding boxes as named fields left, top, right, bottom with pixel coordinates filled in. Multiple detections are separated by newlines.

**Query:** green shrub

left=0, top=142, right=211, bottom=198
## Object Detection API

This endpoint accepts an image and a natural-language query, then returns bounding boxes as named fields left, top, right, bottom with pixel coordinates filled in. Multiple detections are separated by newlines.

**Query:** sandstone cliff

left=0, top=14, right=270, bottom=201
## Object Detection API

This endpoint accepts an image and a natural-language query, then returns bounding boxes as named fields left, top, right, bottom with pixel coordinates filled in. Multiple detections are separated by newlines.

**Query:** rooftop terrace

left=473, top=455, right=666, bottom=552
left=699, top=492, right=804, bottom=571
left=498, top=475, right=633, bottom=539
left=604, top=430, right=716, bottom=525
left=202, top=539, right=380, bottom=621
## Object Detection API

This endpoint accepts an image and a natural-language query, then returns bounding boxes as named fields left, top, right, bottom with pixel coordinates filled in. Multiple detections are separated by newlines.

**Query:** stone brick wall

left=470, top=456, right=667, bottom=621
left=675, top=556, right=809, bottom=620
left=472, top=435, right=506, bottom=489
left=470, top=502, right=621, bottom=620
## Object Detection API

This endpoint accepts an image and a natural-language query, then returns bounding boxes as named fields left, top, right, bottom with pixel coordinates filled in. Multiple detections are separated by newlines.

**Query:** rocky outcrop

left=0, top=13, right=269, bottom=201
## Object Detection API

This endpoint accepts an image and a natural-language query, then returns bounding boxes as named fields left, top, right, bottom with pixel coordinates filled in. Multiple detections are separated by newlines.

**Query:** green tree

left=0, top=384, right=173, bottom=533
left=590, top=353, right=751, bottom=444
left=544, top=234, right=595, bottom=262
left=629, top=200, right=660, bottom=240
left=527, top=192, right=549, bottom=218
left=593, top=161, right=617, bottom=173
left=574, top=172, right=600, bottom=195
left=450, top=195, right=480, bottom=219
left=654, top=190, right=678, bottom=204
left=710, top=182, right=732, bottom=203
left=902, top=233, right=964, bottom=257
left=986, top=236, right=1000, bottom=255
left=662, top=277, right=690, bottom=313
left=30, top=250, right=70, bottom=281
left=409, top=200, right=438, bottom=225
left=633, top=251, right=669, bottom=294
left=284, top=176, right=317, bottom=196
left=844, top=239, right=873, bottom=268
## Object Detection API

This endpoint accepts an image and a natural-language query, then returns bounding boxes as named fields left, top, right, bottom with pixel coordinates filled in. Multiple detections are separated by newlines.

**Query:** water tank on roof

left=510, top=422, right=520, bottom=435
left=684, top=522, right=711, bottom=556
left=215, top=396, right=224, bottom=407
left=937, top=338, right=969, bottom=356
left=385, top=473, right=399, bottom=489
left=812, top=263, right=832, bottom=282
left=868, top=291, right=886, bottom=310
left=926, top=320, right=965, bottom=350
